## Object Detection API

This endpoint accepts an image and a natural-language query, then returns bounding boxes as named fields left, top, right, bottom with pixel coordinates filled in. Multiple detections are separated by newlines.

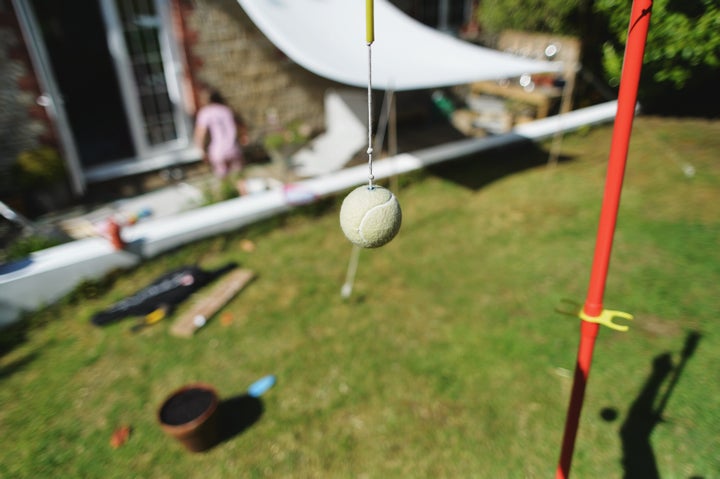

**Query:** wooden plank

left=170, top=269, right=255, bottom=338
left=471, top=81, right=561, bottom=118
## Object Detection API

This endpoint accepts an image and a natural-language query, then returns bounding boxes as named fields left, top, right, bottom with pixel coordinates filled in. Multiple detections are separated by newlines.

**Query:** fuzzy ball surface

left=340, top=185, right=402, bottom=248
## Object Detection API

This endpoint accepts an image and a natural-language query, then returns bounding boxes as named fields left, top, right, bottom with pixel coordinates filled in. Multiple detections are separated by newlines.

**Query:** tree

left=477, top=0, right=583, bottom=36
left=476, top=0, right=611, bottom=108
left=596, top=0, right=720, bottom=115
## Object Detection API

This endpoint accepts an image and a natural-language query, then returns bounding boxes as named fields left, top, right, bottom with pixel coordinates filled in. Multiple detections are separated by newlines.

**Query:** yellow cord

left=366, top=0, right=374, bottom=44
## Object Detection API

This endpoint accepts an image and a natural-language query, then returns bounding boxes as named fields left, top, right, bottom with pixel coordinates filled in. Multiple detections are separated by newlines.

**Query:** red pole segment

left=555, top=2, right=653, bottom=478
left=584, top=0, right=653, bottom=318
left=556, top=321, right=600, bottom=479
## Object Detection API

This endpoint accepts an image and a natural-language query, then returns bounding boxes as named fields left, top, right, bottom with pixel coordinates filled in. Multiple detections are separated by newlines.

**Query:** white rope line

left=366, top=42, right=374, bottom=188
left=341, top=244, right=362, bottom=298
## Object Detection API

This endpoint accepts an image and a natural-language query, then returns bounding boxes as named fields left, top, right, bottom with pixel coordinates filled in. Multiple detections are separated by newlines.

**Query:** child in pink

left=194, top=89, right=245, bottom=177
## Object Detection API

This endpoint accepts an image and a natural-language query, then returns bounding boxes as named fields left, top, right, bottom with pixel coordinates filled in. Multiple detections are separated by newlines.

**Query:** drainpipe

left=438, top=0, right=449, bottom=33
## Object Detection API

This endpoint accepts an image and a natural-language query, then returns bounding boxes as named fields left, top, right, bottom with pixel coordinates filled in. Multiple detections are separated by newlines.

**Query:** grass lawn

left=1, top=116, right=718, bottom=478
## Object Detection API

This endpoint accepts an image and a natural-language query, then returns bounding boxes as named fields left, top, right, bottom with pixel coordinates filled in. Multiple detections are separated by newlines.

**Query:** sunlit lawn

left=1, top=116, right=718, bottom=478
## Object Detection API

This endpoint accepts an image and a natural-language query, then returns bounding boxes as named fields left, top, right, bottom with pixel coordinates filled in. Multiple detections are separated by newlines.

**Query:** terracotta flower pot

left=158, top=383, right=220, bottom=452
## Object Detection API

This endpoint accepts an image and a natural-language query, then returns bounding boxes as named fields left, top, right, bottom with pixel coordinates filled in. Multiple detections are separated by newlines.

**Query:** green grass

left=1, top=116, right=719, bottom=478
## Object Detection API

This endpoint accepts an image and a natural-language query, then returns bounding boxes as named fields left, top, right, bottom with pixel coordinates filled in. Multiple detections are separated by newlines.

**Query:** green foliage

left=475, top=0, right=718, bottom=114
left=601, top=41, right=624, bottom=87
left=200, top=177, right=240, bottom=205
left=12, top=147, right=66, bottom=190
left=477, top=0, right=582, bottom=35
left=262, top=120, right=311, bottom=152
left=596, top=0, right=720, bottom=111
left=2, top=234, right=64, bottom=263
left=62, top=269, right=125, bottom=305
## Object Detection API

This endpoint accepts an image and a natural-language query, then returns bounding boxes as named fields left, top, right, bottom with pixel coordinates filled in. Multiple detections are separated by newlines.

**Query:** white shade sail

left=236, top=0, right=562, bottom=91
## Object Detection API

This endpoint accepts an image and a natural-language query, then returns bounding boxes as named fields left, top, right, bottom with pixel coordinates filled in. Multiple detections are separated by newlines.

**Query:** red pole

left=555, top=1, right=653, bottom=478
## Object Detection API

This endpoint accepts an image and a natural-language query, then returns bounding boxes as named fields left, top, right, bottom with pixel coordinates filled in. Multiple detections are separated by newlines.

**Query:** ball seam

left=357, top=193, right=396, bottom=244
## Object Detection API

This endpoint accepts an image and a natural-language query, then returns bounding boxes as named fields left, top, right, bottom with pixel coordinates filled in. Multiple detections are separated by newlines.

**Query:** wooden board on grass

left=170, top=268, right=255, bottom=338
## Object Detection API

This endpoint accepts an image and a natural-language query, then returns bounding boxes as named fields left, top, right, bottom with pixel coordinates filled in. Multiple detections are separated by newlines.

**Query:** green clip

left=556, top=299, right=633, bottom=332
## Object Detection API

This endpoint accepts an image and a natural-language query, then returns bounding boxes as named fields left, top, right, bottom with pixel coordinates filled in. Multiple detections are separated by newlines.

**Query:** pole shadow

left=600, top=331, right=701, bottom=479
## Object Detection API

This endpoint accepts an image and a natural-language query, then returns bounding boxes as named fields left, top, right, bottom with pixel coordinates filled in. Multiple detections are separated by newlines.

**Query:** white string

left=341, top=244, right=362, bottom=298
left=366, top=42, right=374, bottom=188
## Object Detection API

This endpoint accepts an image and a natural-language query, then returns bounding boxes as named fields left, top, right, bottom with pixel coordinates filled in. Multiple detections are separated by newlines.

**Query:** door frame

left=12, top=0, right=197, bottom=193
left=100, top=0, right=192, bottom=158
left=12, top=0, right=86, bottom=195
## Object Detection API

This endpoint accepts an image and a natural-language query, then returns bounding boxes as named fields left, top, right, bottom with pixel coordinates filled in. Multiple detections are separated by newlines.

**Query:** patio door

left=17, top=0, right=192, bottom=191
left=101, top=0, right=191, bottom=167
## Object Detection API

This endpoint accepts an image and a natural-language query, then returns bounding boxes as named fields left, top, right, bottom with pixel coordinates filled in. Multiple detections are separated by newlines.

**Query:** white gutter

left=0, top=101, right=618, bottom=327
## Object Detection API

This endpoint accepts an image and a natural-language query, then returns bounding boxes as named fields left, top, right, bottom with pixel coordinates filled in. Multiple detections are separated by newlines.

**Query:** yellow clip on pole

left=366, top=0, right=374, bottom=44
left=579, top=308, right=633, bottom=332
left=555, top=299, right=633, bottom=332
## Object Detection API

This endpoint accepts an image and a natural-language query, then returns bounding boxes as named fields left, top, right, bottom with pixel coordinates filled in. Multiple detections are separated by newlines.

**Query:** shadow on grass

left=0, top=317, right=35, bottom=360
left=214, top=394, right=265, bottom=446
left=427, top=140, right=575, bottom=191
left=1, top=267, right=128, bottom=359
left=0, top=351, right=39, bottom=381
left=601, top=331, right=702, bottom=479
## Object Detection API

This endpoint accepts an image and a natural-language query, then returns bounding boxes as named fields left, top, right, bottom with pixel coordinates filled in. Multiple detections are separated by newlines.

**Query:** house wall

left=0, top=0, right=349, bottom=204
left=180, top=0, right=337, bottom=142
left=0, top=0, right=51, bottom=195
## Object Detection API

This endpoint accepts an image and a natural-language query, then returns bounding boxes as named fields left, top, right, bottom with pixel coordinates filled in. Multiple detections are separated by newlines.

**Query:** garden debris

left=110, top=425, right=131, bottom=449
left=170, top=269, right=254, bottom=338
left=130, top=306, right=168, bottom=333
left=240, top=239, right=255, bottom=252
left=220, top=312, right=234, bottom=327
left=90, top=262, right=239, bottom=327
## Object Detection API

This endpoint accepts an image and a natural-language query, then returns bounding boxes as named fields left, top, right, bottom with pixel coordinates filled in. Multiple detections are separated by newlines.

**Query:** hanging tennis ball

left=340, top=185, right=402, bottom=248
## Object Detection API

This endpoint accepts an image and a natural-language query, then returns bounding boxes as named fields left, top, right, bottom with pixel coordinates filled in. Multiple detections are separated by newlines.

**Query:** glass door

left=17, top=0, right=193, bottom=188
left=26, top=0, right=137, bottom=167
left=102, top=0, right=190, bottom=158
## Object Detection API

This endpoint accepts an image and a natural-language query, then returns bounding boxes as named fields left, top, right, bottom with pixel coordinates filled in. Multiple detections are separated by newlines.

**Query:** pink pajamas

left=195, top=104, right=242, bottom=177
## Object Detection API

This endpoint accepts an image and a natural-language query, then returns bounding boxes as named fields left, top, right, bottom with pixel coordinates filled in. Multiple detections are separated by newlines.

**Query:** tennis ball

left=340, top=185, right=402, bottom=248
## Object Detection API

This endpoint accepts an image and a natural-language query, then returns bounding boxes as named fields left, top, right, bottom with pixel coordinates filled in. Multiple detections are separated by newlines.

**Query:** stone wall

left=182, top=0, right=338, bottom=142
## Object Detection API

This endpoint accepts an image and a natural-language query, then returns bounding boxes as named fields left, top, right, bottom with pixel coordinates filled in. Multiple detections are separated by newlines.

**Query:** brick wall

left=0, top=0, right=348, bottom=200
left=182, top=0, right=337, bottom=141
left=0, top=0, right=51, bottom=194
